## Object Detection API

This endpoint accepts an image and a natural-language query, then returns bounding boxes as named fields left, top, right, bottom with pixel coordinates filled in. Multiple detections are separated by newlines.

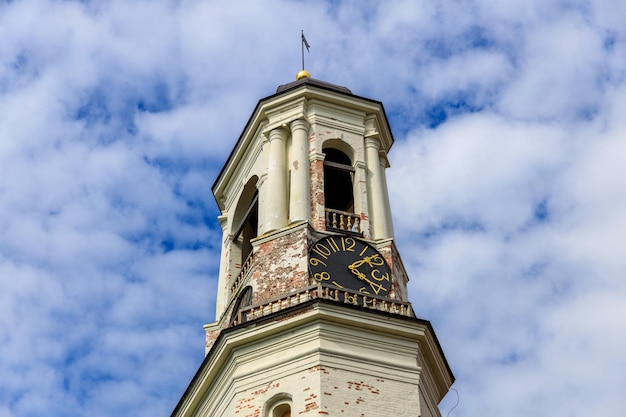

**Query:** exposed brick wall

left=390, top=244, right=410, bottom=303
left=227, top=363, right=421, bottom=417
left=234, top=382, right=282, bottom=417
left=310, top=158, right=325, bottom=231
left=205, top=328, right=220, bottom=352
left=252, top=228, right=309, bottom=306
left=316, top=365, right=421, bottom=416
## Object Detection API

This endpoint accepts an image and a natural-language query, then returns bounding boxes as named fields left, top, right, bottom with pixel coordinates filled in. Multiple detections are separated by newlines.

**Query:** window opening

left=229, top=286, right=253, bottom=326
left=229, top=178, right=259, bottom=294
left=265, top=393, right=292, bottom=417
left=233, top=191, right=258, bottom=263
left=323, top=148, right=354, bottom=213
left=323, top=148, right=360, bottom=234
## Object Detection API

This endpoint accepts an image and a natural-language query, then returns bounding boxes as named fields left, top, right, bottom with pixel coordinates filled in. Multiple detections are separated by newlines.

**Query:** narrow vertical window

left=233, top=190, right=258, bottom=264
left=229, top=177, right=259, bottom=296
left=323, top=148, right=359, bottom=233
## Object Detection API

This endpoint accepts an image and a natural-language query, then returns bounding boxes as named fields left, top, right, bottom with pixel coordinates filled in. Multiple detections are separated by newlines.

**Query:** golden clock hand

left=349, top=262, right=387, bottom=295
left=348, top=255, right=383, bottom=271
left=348, top=259, right=367, bottom=270
left=348, top=263, right=366, bottom=280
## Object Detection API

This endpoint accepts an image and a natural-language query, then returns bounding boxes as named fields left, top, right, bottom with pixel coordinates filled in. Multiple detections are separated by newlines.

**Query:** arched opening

left=264, top=394, right=292, bottom=417
left=323, top=148, right=360, bottom=233
left=229, top=286, right=253, bottom=326
left=323, top=148, right=354, bottom=212
left=229, top=176, right=259, bottom=289
left=234, top=190, right=258, bottom=263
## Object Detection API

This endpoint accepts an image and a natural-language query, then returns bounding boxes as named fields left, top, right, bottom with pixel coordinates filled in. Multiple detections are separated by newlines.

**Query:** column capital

left=364, top=136, right=381, bottom=150
left=310, top=151, right=326, bottom=162
left=290, top=118, right=310, bottom=132
left=269, top=126, right=288, bottom=142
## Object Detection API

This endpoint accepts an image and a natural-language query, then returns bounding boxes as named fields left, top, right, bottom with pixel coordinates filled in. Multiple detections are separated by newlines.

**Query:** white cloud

left=498, top=14, right=608, bottom=120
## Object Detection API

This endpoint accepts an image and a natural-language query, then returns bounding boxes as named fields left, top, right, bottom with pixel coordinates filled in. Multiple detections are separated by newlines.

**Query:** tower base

left=172, top=299, right=453, bottom=417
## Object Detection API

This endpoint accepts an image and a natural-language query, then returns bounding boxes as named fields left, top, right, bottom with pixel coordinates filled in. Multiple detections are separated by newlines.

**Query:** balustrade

left=230, top=253, right=254, bottom=295
left=233, top=283, right=413, bottom=326
left=325, top=208, right=361, bottom=233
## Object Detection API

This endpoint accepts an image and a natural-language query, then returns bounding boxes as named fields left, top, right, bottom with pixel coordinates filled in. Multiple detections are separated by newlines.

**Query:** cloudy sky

left=1, top=0, right=625, bottom=416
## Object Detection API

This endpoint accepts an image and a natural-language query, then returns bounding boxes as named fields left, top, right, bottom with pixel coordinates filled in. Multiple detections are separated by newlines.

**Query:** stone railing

left=231, top=283, right=413, bottom=326
left=325, top=208, right=361, bottom=234
left=230, top=253, right=254, bottom=295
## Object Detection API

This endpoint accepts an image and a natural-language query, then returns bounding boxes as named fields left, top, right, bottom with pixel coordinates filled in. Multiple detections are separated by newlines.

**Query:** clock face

left=308, top=235, right=392, bottom=296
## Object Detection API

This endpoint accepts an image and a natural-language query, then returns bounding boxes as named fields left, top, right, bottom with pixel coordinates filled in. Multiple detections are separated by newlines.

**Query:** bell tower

left=171, top=74, right=454, bottom=417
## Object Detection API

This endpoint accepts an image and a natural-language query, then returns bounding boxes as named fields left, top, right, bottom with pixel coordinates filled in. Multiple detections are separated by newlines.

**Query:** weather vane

left=301, top=30, right=310, bottom=71
left=297, top=30, right=312, bottom=80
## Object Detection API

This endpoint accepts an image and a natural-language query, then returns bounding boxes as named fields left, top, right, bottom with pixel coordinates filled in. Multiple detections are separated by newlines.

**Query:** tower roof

left=276, top=77, right=352, bottom=95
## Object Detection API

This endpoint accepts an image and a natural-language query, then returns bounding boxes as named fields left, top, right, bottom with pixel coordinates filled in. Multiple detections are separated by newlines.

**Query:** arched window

left=230, top=177, right=259, bottom=282
left=323, top=148, right=360, bottom=233
left=264, top=394, right=292, bottom=417
left=323, top=148, right=354, bottom=212
left=229, top=286, right=253, bottom=326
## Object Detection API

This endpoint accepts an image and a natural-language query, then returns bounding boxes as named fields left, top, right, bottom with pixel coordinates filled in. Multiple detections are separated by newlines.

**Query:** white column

left=353, top=160, right=370, bottom=237
left=365, top=137, right=390, bottom=239
left=257, top=134, right=270, bottom=235
left=264, top=127, right=288, bottom=233
left=214, top=213, right=229, bottom=317
left=378, top=152, right=394, bottom=239
left=289, top=119, right=310, bottom=224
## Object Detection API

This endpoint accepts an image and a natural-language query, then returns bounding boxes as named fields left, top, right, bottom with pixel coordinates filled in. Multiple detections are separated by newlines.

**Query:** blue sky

left=1, top=0, right=625, bottom=416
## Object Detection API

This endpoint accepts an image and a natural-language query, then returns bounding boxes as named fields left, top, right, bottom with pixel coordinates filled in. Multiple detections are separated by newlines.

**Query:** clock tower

left=171, top=73, right=454, bottom=417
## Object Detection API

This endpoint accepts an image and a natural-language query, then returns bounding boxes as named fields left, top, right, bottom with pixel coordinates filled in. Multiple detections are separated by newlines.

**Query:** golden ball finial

left=296, top=70, right=311, bottom=80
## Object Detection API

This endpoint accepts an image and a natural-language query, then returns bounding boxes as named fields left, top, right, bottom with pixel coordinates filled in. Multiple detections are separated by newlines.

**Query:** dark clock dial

left=308, top=235, right=392, bottom=296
